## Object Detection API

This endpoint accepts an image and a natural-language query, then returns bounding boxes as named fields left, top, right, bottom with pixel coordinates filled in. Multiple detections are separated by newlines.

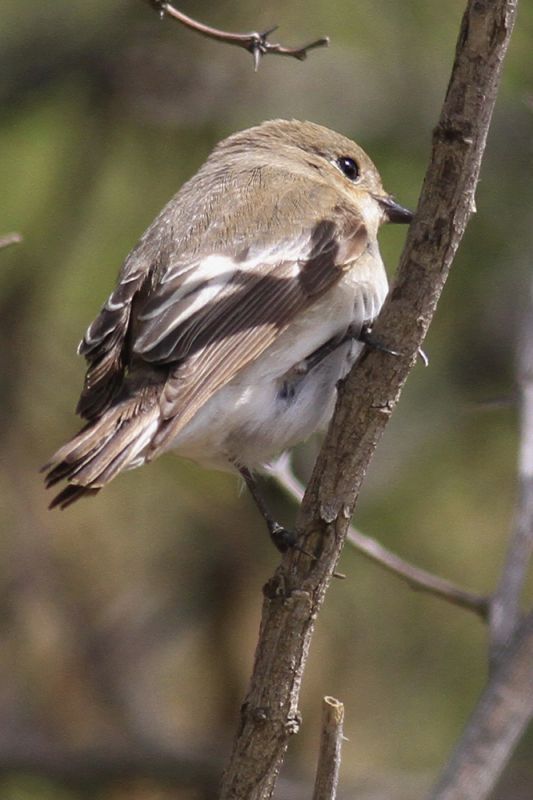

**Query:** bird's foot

left=268, top=522, right=314, bottom=559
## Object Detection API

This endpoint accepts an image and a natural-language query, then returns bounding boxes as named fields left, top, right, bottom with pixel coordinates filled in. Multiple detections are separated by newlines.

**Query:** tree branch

left=268, top=456, right=489, bottom=620
left=144, top=1, right=329, bottom=71
left=219, top=1, right=518, bottom=798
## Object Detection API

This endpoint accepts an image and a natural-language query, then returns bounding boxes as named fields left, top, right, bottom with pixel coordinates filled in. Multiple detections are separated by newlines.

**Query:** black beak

left=377, top=195, right=414, bottom=224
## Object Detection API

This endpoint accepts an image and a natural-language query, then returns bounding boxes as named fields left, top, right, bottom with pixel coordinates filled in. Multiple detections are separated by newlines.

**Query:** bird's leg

left=238, top=466, right=313, bottom=556
left=239, top=466, right=295, bottom=551
left=301, top=332, right=353, bottom=372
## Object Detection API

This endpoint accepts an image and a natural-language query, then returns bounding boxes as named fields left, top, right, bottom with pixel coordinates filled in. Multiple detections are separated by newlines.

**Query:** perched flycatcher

left=44, top=120, right=412, bottom=545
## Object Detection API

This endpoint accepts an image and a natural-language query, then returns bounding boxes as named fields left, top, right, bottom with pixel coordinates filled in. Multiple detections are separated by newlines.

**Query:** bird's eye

left=336, top=156, right=360, bottom=182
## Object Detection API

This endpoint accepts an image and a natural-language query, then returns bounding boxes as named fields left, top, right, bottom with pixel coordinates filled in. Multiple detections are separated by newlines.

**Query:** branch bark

left=219, top=1, right=519, bottom=798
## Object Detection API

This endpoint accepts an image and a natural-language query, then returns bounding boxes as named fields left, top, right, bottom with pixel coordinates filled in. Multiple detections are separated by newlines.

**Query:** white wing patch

left=133, top=236, right=315, bottom=357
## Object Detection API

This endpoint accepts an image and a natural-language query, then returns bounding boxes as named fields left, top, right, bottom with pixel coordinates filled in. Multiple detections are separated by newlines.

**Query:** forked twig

left=145, top=0, right=329, bottom=71
left=267, top=455, right=489, bottom=620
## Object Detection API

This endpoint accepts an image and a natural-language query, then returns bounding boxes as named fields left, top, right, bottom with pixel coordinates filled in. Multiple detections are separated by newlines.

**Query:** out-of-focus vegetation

left=1, top=1, right=532, bottom=798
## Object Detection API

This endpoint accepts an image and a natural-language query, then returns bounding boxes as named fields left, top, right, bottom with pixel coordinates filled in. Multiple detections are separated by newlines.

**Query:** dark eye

left=336, top=156, right=360, bottom=182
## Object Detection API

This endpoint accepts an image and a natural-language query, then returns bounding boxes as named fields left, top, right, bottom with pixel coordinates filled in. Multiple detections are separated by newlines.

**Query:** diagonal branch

left=268, top=455, right=489, bottom=620
left=219, top=1, right=519, bottom=798
left=144, top=1, right=329, bottom=71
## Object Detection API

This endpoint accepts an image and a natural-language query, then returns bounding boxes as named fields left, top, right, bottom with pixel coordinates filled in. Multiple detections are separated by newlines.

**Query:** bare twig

left=428, top=609, right=533, bottom=800
left=312, top=697, right=345, bottom=800
left=0, top=232, right=22, bottom=250
left=144, top=1, right=329, bottom=71
left=268, top=456, right=489, bottom=620
left=219, top=2, right=518, bottom=798
left=489, top=285, right=533, bottom=664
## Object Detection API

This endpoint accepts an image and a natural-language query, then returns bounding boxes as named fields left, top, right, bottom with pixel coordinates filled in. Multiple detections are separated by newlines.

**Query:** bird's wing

left=132, top=204, right=369, bottom=454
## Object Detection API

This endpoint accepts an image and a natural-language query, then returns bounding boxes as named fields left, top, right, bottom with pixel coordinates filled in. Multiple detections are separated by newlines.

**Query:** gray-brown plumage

left=43, top=119, right=412, bottom=508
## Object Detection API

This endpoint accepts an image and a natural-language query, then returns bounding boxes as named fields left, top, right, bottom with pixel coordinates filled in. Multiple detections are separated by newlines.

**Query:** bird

left=43, top=119, right=412, bottom=548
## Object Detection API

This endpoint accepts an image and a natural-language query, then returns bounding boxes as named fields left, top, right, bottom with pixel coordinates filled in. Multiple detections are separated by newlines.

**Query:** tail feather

left=43, top=427, right=116, bottom=488
left=44, top=393, right=160, bottom=508
left=70, top=414, right=159, bottom=486
left=49, top=485, right=101, bottom=510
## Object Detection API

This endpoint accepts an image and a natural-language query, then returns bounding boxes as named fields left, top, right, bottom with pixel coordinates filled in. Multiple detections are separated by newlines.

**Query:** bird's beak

left=376, top=195, right=414, bottom=224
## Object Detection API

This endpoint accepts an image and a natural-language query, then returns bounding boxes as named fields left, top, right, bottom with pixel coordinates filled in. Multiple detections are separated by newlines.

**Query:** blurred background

left=1, top=1, right=532, bottom=798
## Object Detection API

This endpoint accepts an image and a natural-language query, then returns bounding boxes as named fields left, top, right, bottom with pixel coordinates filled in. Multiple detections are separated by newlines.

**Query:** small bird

left=43, top=120, right=412, bottom=547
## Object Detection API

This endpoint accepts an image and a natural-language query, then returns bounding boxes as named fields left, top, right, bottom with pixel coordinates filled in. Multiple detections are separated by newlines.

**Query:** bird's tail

left=43, top=393, right=160, bottom=509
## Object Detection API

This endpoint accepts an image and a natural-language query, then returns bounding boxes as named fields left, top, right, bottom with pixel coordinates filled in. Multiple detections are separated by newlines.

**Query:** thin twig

left=144, top=1, right=329, bottom=71
left=267, top=455, right=489, bottom=620
left=489, top=283, right=533, bottom=665
left=0, top=232, right=22, bottom=250
left=312, top=697, right=345, bottom=800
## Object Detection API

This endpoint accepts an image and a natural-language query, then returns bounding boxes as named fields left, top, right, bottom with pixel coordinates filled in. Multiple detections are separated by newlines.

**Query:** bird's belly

left=168, top=338, right=360, bottom=470
left=227, top=337, right=362, bottom=466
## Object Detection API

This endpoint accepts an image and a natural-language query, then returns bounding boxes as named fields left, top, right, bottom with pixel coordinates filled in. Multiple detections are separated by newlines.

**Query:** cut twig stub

left=313, top=696, right=345, bottom=800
